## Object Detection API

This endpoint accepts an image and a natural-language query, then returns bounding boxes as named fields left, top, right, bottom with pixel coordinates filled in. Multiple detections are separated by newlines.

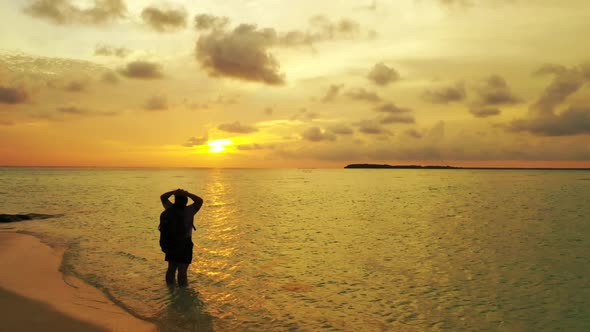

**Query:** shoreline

left=0, top=231, right=156, bottom=332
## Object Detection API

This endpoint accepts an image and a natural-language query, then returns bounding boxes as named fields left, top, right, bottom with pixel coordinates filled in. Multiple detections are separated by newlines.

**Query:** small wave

left=59, top=242, right=156, bottom=325
left=115, top=251, right=148, bottom=262
left=0, top=213, right=64, bottom=223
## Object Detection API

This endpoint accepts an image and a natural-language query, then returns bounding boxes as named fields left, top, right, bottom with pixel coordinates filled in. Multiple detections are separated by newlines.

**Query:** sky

left=1, top=0, right=589, bottom=168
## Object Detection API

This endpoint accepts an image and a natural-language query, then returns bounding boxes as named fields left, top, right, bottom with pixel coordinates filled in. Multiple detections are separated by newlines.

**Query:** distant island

left=344, top=164, right=590, bottom=170
left=345, top=164, right=461, bottom=169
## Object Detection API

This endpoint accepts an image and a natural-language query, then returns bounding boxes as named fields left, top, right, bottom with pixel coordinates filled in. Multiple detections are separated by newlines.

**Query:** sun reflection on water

left=191, top=170, right=245, bottom=326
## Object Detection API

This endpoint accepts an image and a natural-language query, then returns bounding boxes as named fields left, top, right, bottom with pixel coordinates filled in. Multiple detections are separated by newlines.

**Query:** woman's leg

left=166, top=261, right=178, bottom=285
left=177, top=263, right=189, bottom=286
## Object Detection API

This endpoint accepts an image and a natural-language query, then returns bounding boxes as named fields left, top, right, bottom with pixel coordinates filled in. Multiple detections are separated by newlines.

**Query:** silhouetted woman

left=160, top=189, right=203, bottom=286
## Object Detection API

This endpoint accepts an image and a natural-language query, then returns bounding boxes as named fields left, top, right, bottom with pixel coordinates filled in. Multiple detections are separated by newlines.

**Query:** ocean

left=1, top=167, right=589, bottom=331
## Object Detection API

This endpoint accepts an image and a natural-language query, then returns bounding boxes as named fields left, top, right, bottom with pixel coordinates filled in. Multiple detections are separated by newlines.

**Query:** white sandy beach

left=0, top=231, right=156, bottom=332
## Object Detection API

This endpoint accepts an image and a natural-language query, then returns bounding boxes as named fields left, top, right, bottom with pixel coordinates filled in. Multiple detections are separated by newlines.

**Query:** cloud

left=373, top=102, right=415, bottom=123
left=375, top=102, right=413, bottom=114
left=101, top=71, right=119, bottom=84
left=533, top=63, right=568, bottom=77
left=276, top=16, right=364, bottom=46
left=327, top=124, right=354, bottom=135
left=183, top=95, right=239, bottom=111
left=284, top=118, right=590, bottom=163
left=196, top=24, right=285, bottom=85
left=217, top=121, right=258, bottom=133
left=508, top=107, right=590, bottom=136
left=507, top=62, right=590, bottom=136
left=118, top=61, right=164, bottom=79
left=141, top=5, right=187, bottom=32
left=532, top=65, right=587, bottom=114
left=194, top=14, right=229, bottom=31
left=57, top=106, right=116, bottom=116
left=23, top=0, right=126, bottom=25
left=345, top=88, right=381, bottom=103
left=144, top=95, right=168, bottom=111
left=437, top=0, right=473, bottom=7
left=64, top=80, right=87, bottom=92
left=367, top=63, right=400, bottom=86
left=212, top=95, right=239, bottom=105
left=304, top=15, right=361, bottom=42
left=0, top=86, right=28, bottom=104
left=355, top=120, right=391, bottom=135
left=187, top=102, right=209, bottom=111
left=282, top=118, right=590, bottom=163
left=58, top=106, right=86, bottom=114
left=195, top=14, right=365, bottom=44
left=321, top=84, right=344, bottom=102
left=356, top=0, right=377, bottom=11
left=463, top=75, right=516, bottom=118
left=405, top=129, right=423, bottom=138
left=379, top=114, right=415, bottom=124
left=475, top=75, right=521, bottom=106
left=422, top=81, right=466, bottom=104
left=193, top=15, right=369, bottom=85
left=304, top=111, right=320, bottom=120
left=469, top=107, right=501, bottom=118
left=302, top=126, right=336, bottom=142
left=0, top=52, right=106, bottom=82
left=183, top=135, right=208, bottom=147
left=0, top=120, right=15, bottom=126
left=291, top=108, right=319, bottom=121
left=236, top=143, right=272, bottom=150
left=94, top=45, right=130, bottom=58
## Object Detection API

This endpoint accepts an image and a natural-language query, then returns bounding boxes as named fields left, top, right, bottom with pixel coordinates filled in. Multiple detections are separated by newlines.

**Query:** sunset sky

left=1, top=0, right=589, bottom=168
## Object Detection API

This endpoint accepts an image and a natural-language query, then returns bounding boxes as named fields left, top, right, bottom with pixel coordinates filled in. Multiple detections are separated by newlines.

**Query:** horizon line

left=2, top=165, right=590, bottom=171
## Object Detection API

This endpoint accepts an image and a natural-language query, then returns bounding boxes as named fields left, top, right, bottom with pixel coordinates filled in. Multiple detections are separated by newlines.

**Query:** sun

left=207, top=139, right=232, bottom=153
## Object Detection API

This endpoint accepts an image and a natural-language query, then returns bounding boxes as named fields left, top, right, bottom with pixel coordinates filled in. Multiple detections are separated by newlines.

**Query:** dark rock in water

left=0, top=213, right=63, bottom=223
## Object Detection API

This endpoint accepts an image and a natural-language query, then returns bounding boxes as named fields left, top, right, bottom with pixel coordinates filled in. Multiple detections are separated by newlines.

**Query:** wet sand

left=0, top=231, right=155, bottom=332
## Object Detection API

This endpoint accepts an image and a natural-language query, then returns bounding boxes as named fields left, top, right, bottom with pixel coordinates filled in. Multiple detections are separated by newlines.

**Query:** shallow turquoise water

left=1, top=168, right=589, bottom=331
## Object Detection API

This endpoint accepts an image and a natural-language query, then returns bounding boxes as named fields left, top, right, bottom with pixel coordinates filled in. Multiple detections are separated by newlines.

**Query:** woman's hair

left=174, top=194, right=188, bottom=207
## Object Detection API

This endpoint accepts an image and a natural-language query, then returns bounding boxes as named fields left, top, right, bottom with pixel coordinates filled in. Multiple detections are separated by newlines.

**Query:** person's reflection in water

left=156, top=287, right=215, bottom=332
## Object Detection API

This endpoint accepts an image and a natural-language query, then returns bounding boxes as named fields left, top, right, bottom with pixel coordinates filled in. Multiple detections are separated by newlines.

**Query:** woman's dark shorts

left=165, top=238, right=193, bottom=264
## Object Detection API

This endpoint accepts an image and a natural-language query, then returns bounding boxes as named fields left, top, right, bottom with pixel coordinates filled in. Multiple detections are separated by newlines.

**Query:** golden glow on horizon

left=207, top=139, right=232, bottom=153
